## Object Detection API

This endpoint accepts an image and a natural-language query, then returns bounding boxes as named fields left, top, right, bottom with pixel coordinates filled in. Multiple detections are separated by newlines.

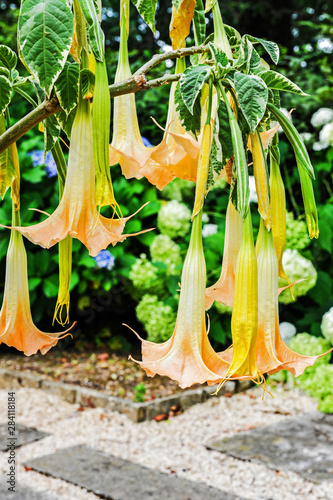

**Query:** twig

left=0, top=45, right=209, bottom=155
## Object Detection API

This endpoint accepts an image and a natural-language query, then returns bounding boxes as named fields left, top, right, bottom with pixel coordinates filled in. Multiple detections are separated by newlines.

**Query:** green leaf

left=204, top=0, right=218, bottom=12
left=54, top=62, right=79, bottom=116
left=244, top=35, right=279, bottom=64
left=267, top=103, right=315, bottom=179
left=56, top=107, right=77, bottom=140
left=224, top=24, right=241, bottom=44
left=174, top=81, right=201, bottom=137
left=217, top=99, right=233, bottom=164
left=0, top=67, right=11, bottom=79
left=249, top=48, right=261, bottom=73
left=79, top=0, right=105, bottom=61
left=193, top=0, right=205, bottom=46
left=236, top=38, right=253, bottom=73
left=317, top=205, right=333, bottom=252
left=44, top=114, right=61, bottom=154
left=209, top=42, right=229, bottom=67
left=179, top=64, right=211, bottom=114
left=234, top=72, right=268, bottom=133
left=258, top=70, right=307, bottom=96
left=0, top=45, right=17, bottom=72
left=43, top=274, right=59, bottom=298
left=18, top=0, right=73, bottom=96
left=0, top=75, right=11, bottom=114
left=0, top=114, right=16, bottom=199
left=80, top=68, right=95, bottom=100
left=131, top=0, right=158, bottom=34
left=207, top=127, right=223, bottom=189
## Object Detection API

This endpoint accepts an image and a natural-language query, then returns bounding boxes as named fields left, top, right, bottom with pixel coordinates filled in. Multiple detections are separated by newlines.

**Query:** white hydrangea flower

left=249, top=175, right=258, bottom=203
left=300, top=132, right=312, bottom=143
left=279, top=322, right=297, bottom=344
left=150, top=234, right=181, bottom=274
left=157, top=200, right=191, bottom=239
left=310, top=107, right=333, bottom=128
left=313, top=122, right=333, bottom=151
left=202, top=223, right=218, bottom=238
left=321, top=307, right=333, bottom=344
left=278, top=249, right=317, bottom=304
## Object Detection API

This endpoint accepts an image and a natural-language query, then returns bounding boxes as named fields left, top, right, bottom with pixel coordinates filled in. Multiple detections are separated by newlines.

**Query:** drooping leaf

left=249, top=47, right=261, bottom=73
left=44, top=114, right=61, bottom=154
left=170, top=0, right=196, bottom=50
left=80, top=68, right=95, bottom=100
left=207, top=121, right=223, bottom=189
left=179, top=64, right=211, bottom=114
left=193, top=0, right=205, bottom=46
left=267, top=102, right=315, bottom=179
left=0, top=45, right=17, bottom=72
left=258, top=70, right=308, bottom=96
left=234, top=72, right=268, bottom=133
left=217, top=99, right=234, bottom=164
left=131, top=0, right=158, bottom=34
left=244, top=35, right=279, bottom=64
left=174, top=81, right=201, bottom=137
left=0, top=114, right=16, bottom=199
left=79, top=0, right=105, bottom=61
left=54, top=62, right=80, bottom=116
left=224, top=24, right=241, bottom=45
left=0, top=75, right=12, bottom=114
left=56, top=107, right=76, bottom=139
left=18, top=0, right=73, bottom=96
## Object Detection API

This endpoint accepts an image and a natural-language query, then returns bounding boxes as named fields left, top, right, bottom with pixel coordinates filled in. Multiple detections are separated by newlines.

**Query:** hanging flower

left=256, top=222, right=331, bottom=376
left=0, top=230, right=71, bottom=356
left=205, top=200, right=243, bottom=310
left=129, top=210, right=230, bottom=388
left=218, top=210, right=263, bottom=385
left=11, top=98, right=147, bottom=257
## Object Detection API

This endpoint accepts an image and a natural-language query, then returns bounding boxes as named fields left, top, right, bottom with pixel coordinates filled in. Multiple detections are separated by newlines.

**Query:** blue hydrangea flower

left=29, top=150, right=58, bottom=178
left=141, top=136, right=152, bottom=148
left=94, top=250, right=115, bottom=270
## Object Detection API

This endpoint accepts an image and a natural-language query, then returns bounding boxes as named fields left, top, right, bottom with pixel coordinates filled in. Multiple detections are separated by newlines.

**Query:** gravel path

left=0, top=386, right=332, bottom=500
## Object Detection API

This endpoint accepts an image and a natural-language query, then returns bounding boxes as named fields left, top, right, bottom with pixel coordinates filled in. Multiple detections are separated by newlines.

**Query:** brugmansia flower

left=250, top=130, right=271, bottom=230
left=129, top=210, right=230, bottom=388
left=256, top=222, right=331, bottom=376
left=109, top=1, right=174, bottom=189
left=219, top=210, right=262, bottom=384
left=205, top=200, right=243, bottom=310
left=0, top=228, right=71, bottom=356
left=11, top=98, right=145, bottom=257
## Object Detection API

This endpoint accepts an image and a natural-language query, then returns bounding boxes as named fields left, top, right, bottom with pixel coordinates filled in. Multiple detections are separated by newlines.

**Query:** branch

left=0, top=45, right=209, bottom=155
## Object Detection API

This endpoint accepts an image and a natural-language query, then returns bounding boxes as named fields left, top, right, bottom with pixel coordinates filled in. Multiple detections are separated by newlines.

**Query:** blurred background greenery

left=0, top=0, right=332, bottom=365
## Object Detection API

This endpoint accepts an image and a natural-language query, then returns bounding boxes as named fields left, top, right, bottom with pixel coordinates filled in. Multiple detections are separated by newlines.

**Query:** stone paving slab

left=207, top=412, right=333, bottom=483
left=0, top=483, right=63, bottom=500
left=0, top=423, right=49, bottom=451
left=24, top=444, right=246, bottom=500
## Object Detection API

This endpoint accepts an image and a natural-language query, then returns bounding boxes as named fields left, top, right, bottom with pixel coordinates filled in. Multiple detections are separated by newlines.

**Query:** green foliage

left=136, top=294, right=176, bottom=343
left=129, top=254, right=165, bottom=298
left=79, top=0, right=105, bottom=61
left=0, top=75, right=12, bottom=114
left=131, top=0, right=158, bottom=34
left=150, top=234, right=182, bottom=275
left=285, top=212, right=309, bottom=250
left=55, top=63, right=80, bottom=116
left=133, top=382, right=146, bottom=402
left=234, top=72, right=268, bottom=133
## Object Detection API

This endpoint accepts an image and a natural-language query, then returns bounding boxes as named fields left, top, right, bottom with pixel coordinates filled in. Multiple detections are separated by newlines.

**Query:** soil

left=0, top=349, right=192, bottom=402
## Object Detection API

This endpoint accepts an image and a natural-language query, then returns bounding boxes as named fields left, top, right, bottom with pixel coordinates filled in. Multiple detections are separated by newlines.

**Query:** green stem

left=13, top=88, right=38, bottom=109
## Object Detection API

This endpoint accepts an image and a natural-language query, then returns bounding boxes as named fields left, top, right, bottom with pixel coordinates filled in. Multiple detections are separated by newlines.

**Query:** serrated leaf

left=81, top=68, right=95, bottom=100
left=234, top=72, right=268, bottom=133
left=258, top=70, right=307, bottom=96
left=249, top=47, right=261, bottom=73
left=236, top=38, right=253, bottom=73
left=207, top=122, right=223, bottom=189
left=131, top=0, right=157, bottom=34
left=209, top=42, right=229, bottom=67
left=174, top=81, right=201, bottom=137
left=0, top=45, right=17, bottom=72
left=244, top=35, right=279, bottom=64
left=56, top=107, right=76, bottom=139
left=217, top=99, right=233, bottom=164
left=170, top=0, right=196, bottom=50
left=267, top=102, right=315, bottom=179
left=79, top=0, right=105, bottom=61
left=0, top=67, right=10, bottom=79
left=193, top=0, right=205, bottom=46
left=55, top=62, right=79, bottom=116
left=179, top=64, right=211, bottom=114
left=0, top=114, right=16, bottom=198
left=0, top=75, right=12, bottom=114
left=44, top=114, right=61, bottom=153
left=18, top=0, right=73, bottom=96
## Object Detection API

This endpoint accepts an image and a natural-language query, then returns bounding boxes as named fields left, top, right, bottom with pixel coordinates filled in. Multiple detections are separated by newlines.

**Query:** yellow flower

left=205, top=199, right=243, bottom=310
left=12, top=98, right=146, bottom=257
left=130, top=210, right=230, bottom=388
left=0, top=229, right=71, bottom=356
left=250, top=130, right=271, bottom=230
left=219, top=210, right=262, bottom=383
left=256, top=221, right=329, bottom=375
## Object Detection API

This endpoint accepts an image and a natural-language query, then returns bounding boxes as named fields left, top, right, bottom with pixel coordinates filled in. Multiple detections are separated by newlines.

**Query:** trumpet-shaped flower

left=0, top=229, right=71, bottom=356
left=11, top=99, right=145, bottom=257
left=219, top=210, right=262, bottom=383
left=256, top=223, right=331, bottom=376
left=130, top=210, right=230, bottom=388
left=250, top=130, right=271, bottom=230
left=109, top=2, right=174, bottom=190
left=205, top=200, right=243, bottom=310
